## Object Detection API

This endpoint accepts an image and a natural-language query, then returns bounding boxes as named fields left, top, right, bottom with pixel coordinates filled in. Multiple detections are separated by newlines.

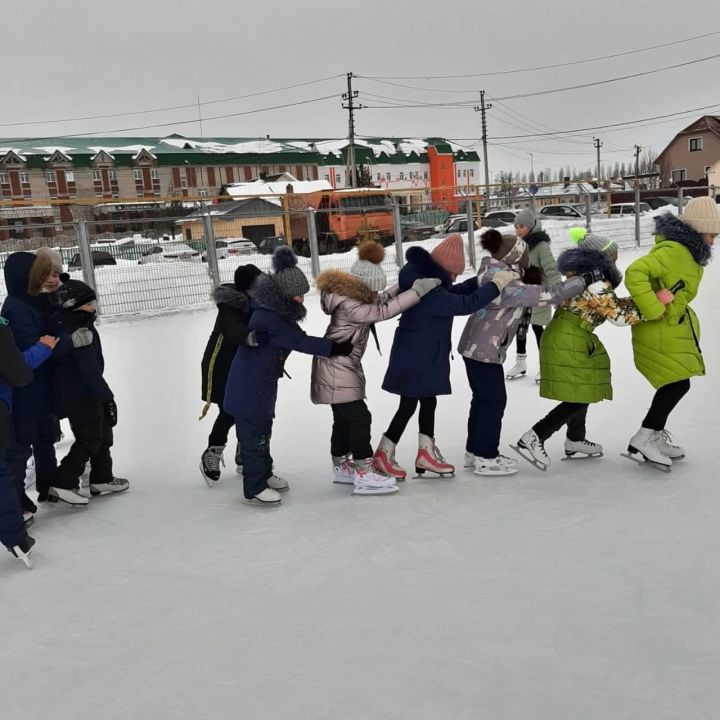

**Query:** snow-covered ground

left=1, top=247, right=718, bottom=720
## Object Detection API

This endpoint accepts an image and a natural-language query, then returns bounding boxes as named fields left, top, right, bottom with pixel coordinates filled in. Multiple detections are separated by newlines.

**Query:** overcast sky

left=3, top=0, right=720, bottom=179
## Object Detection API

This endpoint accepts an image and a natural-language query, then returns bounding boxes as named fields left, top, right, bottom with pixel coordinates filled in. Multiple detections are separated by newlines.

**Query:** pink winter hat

left=431, top=233, right=465, bottom=275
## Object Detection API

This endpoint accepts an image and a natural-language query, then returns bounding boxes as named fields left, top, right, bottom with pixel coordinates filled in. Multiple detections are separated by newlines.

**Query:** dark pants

left=385, top=396, right=437, bottom=444
left=6, top=414, right=58, bottom=504
left=56, top=404, right=113, bottom=490
left=331, top=400, right=373, bottom=460
left=642, top=380, right=691, bottom=430
left=235, top=416, right=274, bottom=499
left=0, top=448, right=26, bottom=551
left=516, top=323, right=544, bottom=355
left=464, top=359, right=507, bottom=459
left=533, top=402, right=589, bottom=442
left=208, top=407, right=235, bottom=447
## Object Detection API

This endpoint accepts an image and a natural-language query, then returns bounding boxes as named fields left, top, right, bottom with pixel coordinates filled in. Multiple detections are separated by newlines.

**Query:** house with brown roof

left=655, top=116, right=720, bottom=185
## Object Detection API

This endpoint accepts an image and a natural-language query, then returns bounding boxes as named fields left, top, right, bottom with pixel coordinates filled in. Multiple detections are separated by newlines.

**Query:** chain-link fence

left=0, top=185, right=712, bottom=317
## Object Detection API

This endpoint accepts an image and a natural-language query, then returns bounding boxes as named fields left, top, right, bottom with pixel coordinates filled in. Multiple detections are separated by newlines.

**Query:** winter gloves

left=105, top=399, right=118, bottom=427
left=245, top=329, right=269, bottom=347
left=411, top=277, right=442, bottom=298
left=330, top=340, right=354, bottom=357
left=490, top=269, right=521, bottom=291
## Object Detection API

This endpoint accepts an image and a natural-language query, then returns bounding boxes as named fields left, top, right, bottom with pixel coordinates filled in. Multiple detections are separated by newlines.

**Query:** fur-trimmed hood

left=316, top=269, right=376, bottom=312
left=251, top=273, right=307, bottom=322
left=655, top=212, right=712, bottom=266
left=525, top=229, right=552, bottom=250
left=398, top=246, right=452, bottom=291
left=212, top=283, right=250, bottom=311
left=557, top=247, right=623, bottom=288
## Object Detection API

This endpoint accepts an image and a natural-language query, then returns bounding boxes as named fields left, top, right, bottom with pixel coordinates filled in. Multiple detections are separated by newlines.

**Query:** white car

left=202, top=238, right=256, bottom=261
left=608, top=202, right=652, bottom=216
left=138, top=242, right=200, bottom=264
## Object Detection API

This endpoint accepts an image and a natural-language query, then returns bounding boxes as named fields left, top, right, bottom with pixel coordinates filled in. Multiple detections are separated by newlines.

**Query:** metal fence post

left=307, top=208, right=321, bottom=278
left=677, top=186, right=684, bottom=216
left=392, top=200, right=404, bottom=268
left=585, top=194, right=592, bottom=231
left=76, top=219, right=102, bottom=315
left=465, top=200, right=477, bottom=270
left=634, top=180, right=641, bottom=247
left=202, top=212, right=220, bottom=288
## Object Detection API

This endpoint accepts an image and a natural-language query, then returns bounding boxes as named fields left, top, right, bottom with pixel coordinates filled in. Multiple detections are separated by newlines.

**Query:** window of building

left=45, top=171, right=55, bottom=183
left=671, top=169, right=687, bottom=183
left=150, top=168, right=159, bottom=180
left=336, top=174, right=342, bottom=184
left=108, top=170, right=117, bottom=181
left=133, top=169, right=142, bottom=181
left=423, top=171, right=428, bottom=180
left=399, top=172, right=404, bottom=180
left=0, top=172, right=8, bottom=184
left=469, top=169, right=474, bottom=177
left=377, top=173, right=381, bottom=181
left=705, top=165, right=712, bottom=174
left=199, top=188, right=208, bottom=197
left=65, top=171, right=74, bottom=183
left=180, top=178, right=188, bottom=189
left=92, top=170, right=101, bottom=182
left=386, top=172, right=391, bottom=180
left=324, top=174, right=329, bottom=182
left=689, top=137, right=703, bottom=152
left=19, top=173, right=29, bottom=184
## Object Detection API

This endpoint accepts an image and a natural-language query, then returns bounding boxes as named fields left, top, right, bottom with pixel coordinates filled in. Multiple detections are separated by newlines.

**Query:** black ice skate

left=9, top=536, right=35, bottom=569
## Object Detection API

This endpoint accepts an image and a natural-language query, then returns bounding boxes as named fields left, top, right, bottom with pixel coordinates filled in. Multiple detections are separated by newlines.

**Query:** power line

left=358, top=29, right=720, bottom=79
left=0, top=74, right=345, bottom=129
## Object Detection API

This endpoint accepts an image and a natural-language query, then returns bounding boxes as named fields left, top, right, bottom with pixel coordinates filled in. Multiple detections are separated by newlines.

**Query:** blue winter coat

left=224, top=275, right=333, bottom=423
left=382, top=247, right=500, bottom=397
left=0, top=336, right=52, bottom=413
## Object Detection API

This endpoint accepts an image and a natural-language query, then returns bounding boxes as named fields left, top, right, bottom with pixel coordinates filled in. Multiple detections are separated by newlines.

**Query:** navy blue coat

left=1, top=253, right=70, bottom=421
left=382, top=247, right=500, bottom=397
left=224, top=275, right=332, bottom=423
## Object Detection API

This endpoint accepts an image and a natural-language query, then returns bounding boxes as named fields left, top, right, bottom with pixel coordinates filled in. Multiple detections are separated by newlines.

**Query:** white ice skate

left=653, top=430, right=685, bottom=460
left=90, top=477, right=130, bottom=496
left=372, top=435, right=407, bottom=480
left=414, top=434, right=454, bottom=478
left=623, top=428, right=671, bottom=472
left=473, top=455, right=518, bottom=476
left=47, top=486, right=89, bottom=506
left=505, top=354, right=527, bottom=380
left=9, top=537, right=35, bottom=570
left=463, top=452, right=475, bottom=469
left=332, top=455, right=355, bottom=485
left=562, top=438, right=603, bottom=460
left=22, top=511, right=34, bottom=529
left=267, top=474, right=289, bottom=492
left=511, top=429, right=550, bottom=471
left=352, top=461, right=398, bottom=495
left=200, top=445, right=225, bottom=486
left=242, top=488, right=282, bottom=506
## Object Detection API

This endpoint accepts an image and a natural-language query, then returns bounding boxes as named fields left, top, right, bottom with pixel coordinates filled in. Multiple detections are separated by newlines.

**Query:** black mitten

left=580, top=268, right=604, bottom=287
left=246, top=329, right=269, bottom=347
left=330, top=340, right=354, bottom=357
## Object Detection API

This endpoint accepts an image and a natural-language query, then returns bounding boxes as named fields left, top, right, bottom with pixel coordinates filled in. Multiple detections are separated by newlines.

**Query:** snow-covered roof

left=224, top=179, right=333, bottom=199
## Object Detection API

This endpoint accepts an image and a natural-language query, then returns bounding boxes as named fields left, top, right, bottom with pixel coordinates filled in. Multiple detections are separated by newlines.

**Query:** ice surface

left=1, top=249, right=718, bottom=719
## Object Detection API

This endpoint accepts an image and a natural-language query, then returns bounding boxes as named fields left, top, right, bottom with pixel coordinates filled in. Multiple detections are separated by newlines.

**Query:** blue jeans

left=0, top=448, right=26, bottom=550
left=464, top=359, right=507, bottom=459
left=235, top=417, right=274, bottom=499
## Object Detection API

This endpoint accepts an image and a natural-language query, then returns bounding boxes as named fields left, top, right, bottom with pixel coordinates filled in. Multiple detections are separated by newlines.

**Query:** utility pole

left=342, top=72, right=360, bottom=188
left=197, top=96, right=204, bottom=138
left=528, top=152, right=534, bottom=181
left=474, top=91, right=492, bottom=211
left=634, top=144, right=642, bottom=246
left=593, top=137, right=602, bottom=209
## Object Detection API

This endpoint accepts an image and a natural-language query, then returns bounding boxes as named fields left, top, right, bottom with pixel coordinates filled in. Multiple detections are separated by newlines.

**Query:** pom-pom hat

left=271, top=245, right=310, bottom=298
left=350, top=240, right=387, bottom=291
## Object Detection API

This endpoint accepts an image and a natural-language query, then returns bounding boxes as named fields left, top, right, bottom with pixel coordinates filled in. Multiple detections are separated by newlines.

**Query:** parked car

left=201, top=238, right=256, bottom=262
left=609, top=202, right=652, bottom=216
left=438, top=215, right=480, bottom=235
left=138, top=242, right=200, bottom=264
left=401, top=220, right=436, bottom=243
left=539, top=204, right=584, bottom=219
left=68, top=250, right=117, bottom=269
left=644, top=196, right=691, bottom=210
left=256, top=236, right=287, bottom=254
left=483, top=209, right=519, bottom=228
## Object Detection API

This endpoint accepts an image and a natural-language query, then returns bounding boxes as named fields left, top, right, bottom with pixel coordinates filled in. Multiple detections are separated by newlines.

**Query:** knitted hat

left=27, top=247, right=63, bottom=296
left=234, top=263, right=262, bottom=292
left=568, top=227, right=618, bottom=258
left=271, top=246, right=309, bottom=298
left=52, top=279, right=96, bottom=310
left=681, top=196, right=720, bottom=235
left=350, top=240, right=387, bottom=292
left=514, top=208, right=540, bottom=233
left=481, top=229, right=529, bottom=269
left=431, top=233, right=465, bottom=275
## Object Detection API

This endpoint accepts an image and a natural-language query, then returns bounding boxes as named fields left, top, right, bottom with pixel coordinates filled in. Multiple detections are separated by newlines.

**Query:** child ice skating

left=199, top=264, right=265, bottom=485
left=623, top=197, right=717, bottom=469
left=311, top=240, right=439, bottom=495
left=374, top=234, right=519, bottom=480
left=515, top=230, right=644, bottom=470
left=224, top=246, right=353, bottom=506
left=458, top=230, right=587, bottom=476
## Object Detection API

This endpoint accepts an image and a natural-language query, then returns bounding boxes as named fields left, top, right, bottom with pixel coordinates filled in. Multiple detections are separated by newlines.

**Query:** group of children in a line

left=1, top=248, right=127, bottom=569
left=197, top=195, right=716, bottom=505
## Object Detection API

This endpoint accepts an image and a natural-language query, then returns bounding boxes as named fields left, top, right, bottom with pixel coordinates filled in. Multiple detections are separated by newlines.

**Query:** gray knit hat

left=569, top=227, right=618, bottom=258
left=514, top=208, right=540, bottom=233
left=350, top=240, right=387, bottom=292
left=271, top=246, right=310, bottom=298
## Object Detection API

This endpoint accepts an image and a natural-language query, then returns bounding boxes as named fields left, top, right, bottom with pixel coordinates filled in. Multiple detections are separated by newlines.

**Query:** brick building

left=655, top=116, right=720, bottom=186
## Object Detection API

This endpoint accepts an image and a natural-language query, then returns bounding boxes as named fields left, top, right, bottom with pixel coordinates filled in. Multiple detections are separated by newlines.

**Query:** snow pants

left=235, top=416, right=274, bottom=499
left=0, top=448, right=26, bottom=551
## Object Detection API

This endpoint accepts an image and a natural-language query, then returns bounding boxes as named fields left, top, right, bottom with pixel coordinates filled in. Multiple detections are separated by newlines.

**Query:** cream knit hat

left=681, top=196, right=720, bottom=235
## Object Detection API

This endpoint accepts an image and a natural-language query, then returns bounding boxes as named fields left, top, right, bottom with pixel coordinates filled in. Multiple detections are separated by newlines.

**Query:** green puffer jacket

left=625, top=213, right=710, bottom=389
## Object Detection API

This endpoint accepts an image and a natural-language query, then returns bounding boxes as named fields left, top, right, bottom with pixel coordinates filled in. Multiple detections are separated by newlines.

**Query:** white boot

left=372, top=435, right=407, bottom=480
left=353, top=459, right=398, bottom=495
left=506, top=354, right=527, bottom=380
left=627, top=428, right=672, bottom=467
left=415, top=434, right=455, bottom=476
left=564, top=438, right=603, bottom=458
left=515, top=429, right=551, bottom=469
left=242, top=488, right=282, bottom=506
left=267, top=474, right=289, bottom=492
left=90, top=477, right=130, bottom=495
left=464, top=452, right=475, bottom=468
left=473, top=455, right=518, bottom=476
left=332, top=455, right=355, bottom=485
left=47, top=487, right=89, bottom=506
left=653, top=430, right=685, bottom=460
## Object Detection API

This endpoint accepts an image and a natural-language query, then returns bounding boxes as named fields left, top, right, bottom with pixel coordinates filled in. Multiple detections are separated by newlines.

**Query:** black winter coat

left=45, top=308, right=113, bottom=419
left=201, top=284, right=253, bottom=406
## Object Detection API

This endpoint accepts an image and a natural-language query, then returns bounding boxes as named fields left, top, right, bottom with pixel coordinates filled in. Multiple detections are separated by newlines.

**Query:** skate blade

left=413, top=470, right=455, bottom=479
left=332, top=478, right=355, bottom=485
left=14, top=551, right=34, bottom=570
left=353, top=485, right=399, bottom=495
left=473, top=467, right=519, bottom=476
left=509, top=444, right=548, bottom=472
left=505, top=373, right=527, bottom=380
left=199, top=463, right=220, bottom=487
left=241, top=497, right=282, bottom=507
left=561, top=452, right=604, bottom=461
left=620, top=452, right=671, bottom=473
left=89, top=485, right=130, bottom=496
left=46, top=494, right=89, bottom=507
